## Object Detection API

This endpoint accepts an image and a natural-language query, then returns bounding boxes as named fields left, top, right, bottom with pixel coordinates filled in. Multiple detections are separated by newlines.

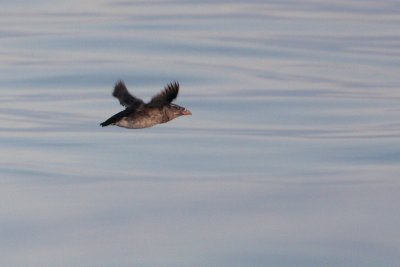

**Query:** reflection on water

left=1, top=0, right=399, bottom=266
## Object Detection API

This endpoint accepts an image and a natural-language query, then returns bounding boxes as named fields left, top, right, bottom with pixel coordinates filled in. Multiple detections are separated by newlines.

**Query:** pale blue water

left=1, top=1, right=400, bottom=266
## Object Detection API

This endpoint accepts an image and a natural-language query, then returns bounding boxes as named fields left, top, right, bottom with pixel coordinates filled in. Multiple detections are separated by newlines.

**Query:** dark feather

left=112, top=80, right=144, bottom=109
left=147, top=81, right=179, bottom=107
left=100, top=108, right=132, bottom=127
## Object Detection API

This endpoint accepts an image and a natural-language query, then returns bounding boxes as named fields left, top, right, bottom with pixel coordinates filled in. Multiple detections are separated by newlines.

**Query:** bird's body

left=112, top=106, right=176, bottom=129
left=100, top=81, right=191, bottom=129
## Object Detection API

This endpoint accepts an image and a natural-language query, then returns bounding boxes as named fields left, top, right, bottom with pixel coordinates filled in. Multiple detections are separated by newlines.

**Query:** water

left=1, top=1, right=399, bottom=266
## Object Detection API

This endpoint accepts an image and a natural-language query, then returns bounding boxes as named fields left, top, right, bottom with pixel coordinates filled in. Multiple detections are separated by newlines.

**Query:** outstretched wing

left=147, top=81, right=179, bottom=107
left=112, top=80, right=144, bottom=109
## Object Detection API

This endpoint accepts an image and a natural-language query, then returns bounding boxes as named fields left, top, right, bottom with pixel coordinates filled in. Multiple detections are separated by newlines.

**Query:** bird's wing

left=100, top=108, right=132, bottom=127
left=112, top=81, right=144, bottom=109
left=147, top=81, right=179, bottom=107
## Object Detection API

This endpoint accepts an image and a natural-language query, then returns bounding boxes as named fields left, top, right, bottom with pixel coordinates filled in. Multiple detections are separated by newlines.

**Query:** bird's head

left=169, top=104, right=192, bottom=118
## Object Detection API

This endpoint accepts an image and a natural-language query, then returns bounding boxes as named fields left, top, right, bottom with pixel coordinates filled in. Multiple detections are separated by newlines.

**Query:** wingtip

left=113, top=80, right=127, bottom=97
left=167, top=81, right=179, bottom=93
left=115, top=80, right=125, bottom=86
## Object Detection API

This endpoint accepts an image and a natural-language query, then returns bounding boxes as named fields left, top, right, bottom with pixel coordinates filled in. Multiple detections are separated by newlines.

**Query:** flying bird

left=100, top=81, right=191, bottom=129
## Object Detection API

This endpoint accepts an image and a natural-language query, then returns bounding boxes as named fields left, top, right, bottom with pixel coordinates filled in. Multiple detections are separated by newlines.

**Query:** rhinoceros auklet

left=100, top=81, right=191, bottom=129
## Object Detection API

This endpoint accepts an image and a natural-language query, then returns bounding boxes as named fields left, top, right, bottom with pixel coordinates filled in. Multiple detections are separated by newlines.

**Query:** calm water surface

left=1, top=1, right=399, bottom=266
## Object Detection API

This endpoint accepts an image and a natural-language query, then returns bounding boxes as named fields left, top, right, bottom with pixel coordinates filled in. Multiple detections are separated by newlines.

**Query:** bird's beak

left=182, top=109, right=192, bottom=115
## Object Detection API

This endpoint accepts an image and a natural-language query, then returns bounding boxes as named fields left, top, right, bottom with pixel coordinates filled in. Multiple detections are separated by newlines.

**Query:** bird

left=100, top=80, right=191, bottom=129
